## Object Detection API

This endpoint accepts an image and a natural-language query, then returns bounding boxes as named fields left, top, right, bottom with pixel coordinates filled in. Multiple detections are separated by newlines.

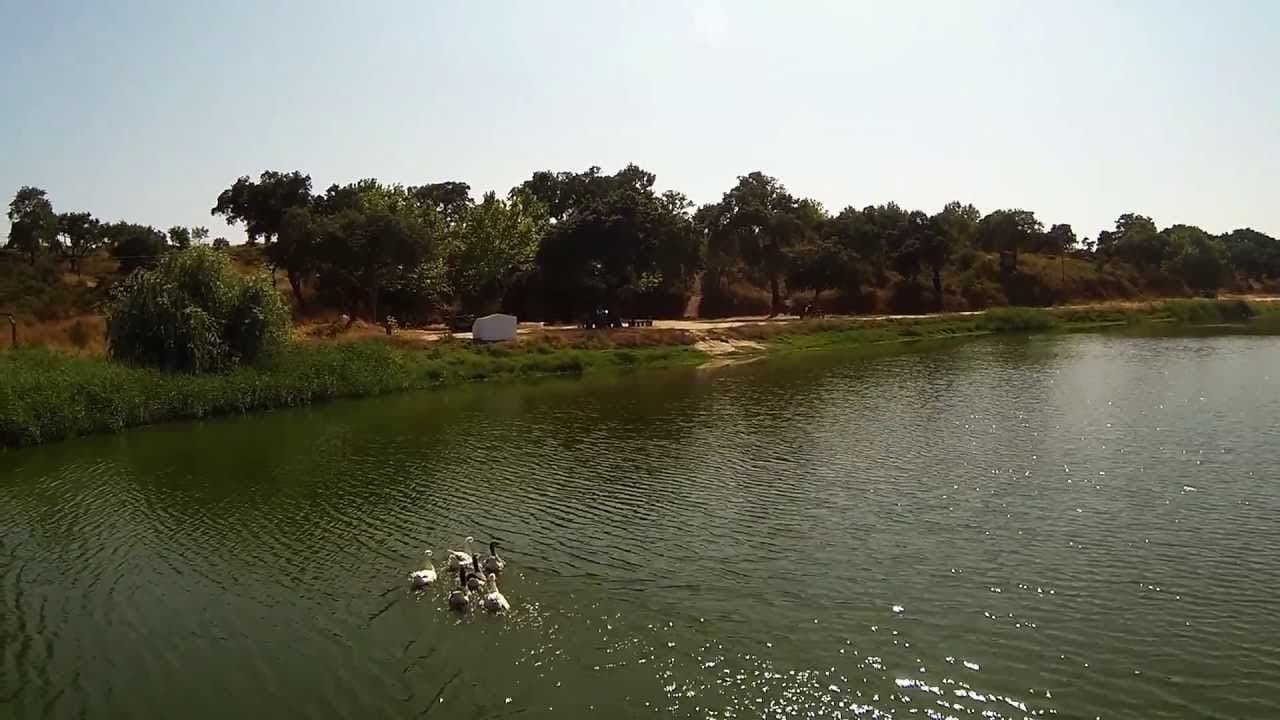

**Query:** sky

left=2, top=0, right=1278, bottom=243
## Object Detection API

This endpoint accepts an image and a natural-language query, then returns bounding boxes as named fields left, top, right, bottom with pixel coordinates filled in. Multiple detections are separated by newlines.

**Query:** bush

left=957, top=270, right=1007, bottom=310
left=977, top=306, right=1057, bottom=332
left=1000, top=270, right=1055, bottom=307
left=106, top=247, right=290, bottom=372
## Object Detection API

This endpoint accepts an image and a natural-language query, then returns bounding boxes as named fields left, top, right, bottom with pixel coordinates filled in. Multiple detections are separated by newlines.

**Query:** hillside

left=4, top=244, right=1273, bottom=355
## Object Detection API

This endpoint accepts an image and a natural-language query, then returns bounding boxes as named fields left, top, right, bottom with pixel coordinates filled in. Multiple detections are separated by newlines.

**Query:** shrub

left=977, top=306, right=1057, bottom=332
left=958, top=271, right=1007, bottom=310
left=106, top=247, right=290, bottom=372
left=1000, top=270, right=1055, bottom=307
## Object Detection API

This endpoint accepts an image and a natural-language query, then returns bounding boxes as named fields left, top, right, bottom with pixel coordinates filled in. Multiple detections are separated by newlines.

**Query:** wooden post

left=3, top=313, right=15, bottom=348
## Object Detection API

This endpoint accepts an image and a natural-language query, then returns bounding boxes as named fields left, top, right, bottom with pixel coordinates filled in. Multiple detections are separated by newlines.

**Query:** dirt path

left=312, top=295, right=1280, bottom=352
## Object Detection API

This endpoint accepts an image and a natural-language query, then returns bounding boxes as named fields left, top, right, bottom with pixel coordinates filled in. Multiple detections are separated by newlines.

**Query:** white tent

left=472, top=313, right=518, bottom=342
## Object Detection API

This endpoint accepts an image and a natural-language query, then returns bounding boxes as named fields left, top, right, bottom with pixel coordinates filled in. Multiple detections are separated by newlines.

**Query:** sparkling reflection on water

left=3, top=334, right=1280, bottom=719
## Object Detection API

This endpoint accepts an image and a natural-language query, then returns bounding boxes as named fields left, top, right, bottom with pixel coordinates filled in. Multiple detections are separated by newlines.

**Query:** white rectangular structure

left=472, top=313, right=518, bottom=342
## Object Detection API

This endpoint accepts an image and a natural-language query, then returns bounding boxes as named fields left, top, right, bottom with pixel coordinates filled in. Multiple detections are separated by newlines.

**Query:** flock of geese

left=409, top=536, right=510, bottom=614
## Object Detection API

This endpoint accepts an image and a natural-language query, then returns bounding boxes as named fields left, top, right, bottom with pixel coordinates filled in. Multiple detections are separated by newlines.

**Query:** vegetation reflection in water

left=2, top=333, right=1279, bottom=719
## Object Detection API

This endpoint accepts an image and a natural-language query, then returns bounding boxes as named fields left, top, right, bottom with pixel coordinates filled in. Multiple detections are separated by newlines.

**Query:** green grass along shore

left=1, top=299, right=1273, bottom=449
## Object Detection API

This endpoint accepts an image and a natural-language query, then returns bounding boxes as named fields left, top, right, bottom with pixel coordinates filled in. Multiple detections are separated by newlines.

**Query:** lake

left=2, top=333, right=1279, bottom=719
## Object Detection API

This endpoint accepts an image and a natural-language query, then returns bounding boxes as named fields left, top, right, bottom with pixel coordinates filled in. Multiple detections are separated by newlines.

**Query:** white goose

left=447, top=536, right=476, bottom=571
left=447, top=567, right=471, bottom=612
left=408, top=550, right=438, bottom=589
left=482, top=573, right=510, bottom=614
left=482, top=541, right=506, bottom=575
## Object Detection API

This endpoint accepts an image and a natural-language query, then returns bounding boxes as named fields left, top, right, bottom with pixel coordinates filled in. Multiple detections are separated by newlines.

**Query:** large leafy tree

left=786, top=229, right=864, bottom=309
left=274, top=206, right=323, bottom=308
left=537, top=169, right=701, bottom=318
left=211, top=170, right=313, bottom=245
left=7, top=186, right=58, bottom=264
left=1164, top=225, right=1228, bottom=296
left=892, top=203, right=976, bottom=309
left=821, top=206, right=888, bottom=284
left=1220, top=228, right=1280, bottom=280
left=168, top=226, right=192, bottom=249
left=890, top=210, right=931, bottom=282
left=977, top=209, right=1043, bottom=272
left=699, top=172, right=814, bottom=315
left=407, top=181, right=473, bottom=222
left=1097, top=213, right=1168, bottom=268
left=312, top=181, right=440, bottom=321
left=57, top=211, right=102, bottom=275
left=104, top=221, right=168, bottom=273
left=1043, top=223, right=1077, bottom=255
left=924, top=202, right=980, bottom=306
left=442, top=190, right=548, bottom=313
left=516, top=165, right=653, bottom=222
left=859, top=202, right=912, bottom=282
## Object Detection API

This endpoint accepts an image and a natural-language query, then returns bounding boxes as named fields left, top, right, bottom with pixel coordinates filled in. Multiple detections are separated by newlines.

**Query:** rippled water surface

left=3, top=334, right=1280, bottom=719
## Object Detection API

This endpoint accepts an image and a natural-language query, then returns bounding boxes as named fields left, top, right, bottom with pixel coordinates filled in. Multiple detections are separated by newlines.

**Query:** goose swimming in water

left=408, top=550, right=438, bottom=589
left=466, top=555, right=487, bottom=592
left=447, top=567, right=471, bottom=612
left=447, top=536, right=476, bottom=571
left=482, top=573, right=510, bottom=614
left=482, top=541, right=506, bottom=574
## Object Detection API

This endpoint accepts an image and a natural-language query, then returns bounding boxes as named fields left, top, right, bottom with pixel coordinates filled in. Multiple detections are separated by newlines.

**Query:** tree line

left=7, top=167, right=1280, bottom=321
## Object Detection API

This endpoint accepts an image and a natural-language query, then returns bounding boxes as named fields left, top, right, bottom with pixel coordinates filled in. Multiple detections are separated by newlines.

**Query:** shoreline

left=2, top=299, right=1275, bottom=450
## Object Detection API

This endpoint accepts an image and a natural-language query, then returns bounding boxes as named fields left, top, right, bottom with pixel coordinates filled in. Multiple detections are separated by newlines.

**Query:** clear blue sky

left=2, top=0, right=1277, bottom=243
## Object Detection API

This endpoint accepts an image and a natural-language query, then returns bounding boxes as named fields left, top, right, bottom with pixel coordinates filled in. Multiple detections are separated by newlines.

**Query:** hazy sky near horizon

left=2, top=0, right=1277, bottom=242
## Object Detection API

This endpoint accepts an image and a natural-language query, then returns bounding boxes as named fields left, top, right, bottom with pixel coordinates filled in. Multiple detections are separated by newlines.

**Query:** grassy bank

left=715, top=298, right=1275, bottom=350
left=2, top=298, right=1275, bottom=449
left=0, top=339, right=703, bottom=448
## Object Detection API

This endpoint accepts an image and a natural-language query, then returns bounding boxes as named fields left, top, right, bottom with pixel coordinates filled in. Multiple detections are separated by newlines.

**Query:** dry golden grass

left=6, top=314, right=108, bottom=354
left=520, top=327, right=700, bottom=349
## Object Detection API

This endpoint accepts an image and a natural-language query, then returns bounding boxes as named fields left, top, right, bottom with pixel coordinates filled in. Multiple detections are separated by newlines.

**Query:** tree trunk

left=932, top=266, right=943, bottom=311
left=287, top=271, right=306, bottom=310
left=813, top=288, right=823, bottom=313
left=768, top=274, right=782, bottom=317
left=367, top=285, right=380, bottom=323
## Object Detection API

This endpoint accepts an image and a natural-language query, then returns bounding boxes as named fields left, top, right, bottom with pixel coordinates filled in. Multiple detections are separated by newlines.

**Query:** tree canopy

left=698, top=172, right=819, bottom=315
left=536, top=166, right=701, bottom=319
left=211, top=170, right=313, bottom=245
left=104, top=222, right=168, bottom=273
left=57, top=211, right=102, bottom=274
left=8, top=170, right=1280, bottom=325
left=7, top=186, right=57, bottom=264
left=441, top=190, right=548, bottom=313
left=976, top=209, right=1043, bottom=272
left=1165, top=225, right=1228, bottom=296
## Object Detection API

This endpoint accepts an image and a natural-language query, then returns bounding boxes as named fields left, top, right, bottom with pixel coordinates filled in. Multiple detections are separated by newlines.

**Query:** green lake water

left=2, top=333, right=1279, bottom=719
